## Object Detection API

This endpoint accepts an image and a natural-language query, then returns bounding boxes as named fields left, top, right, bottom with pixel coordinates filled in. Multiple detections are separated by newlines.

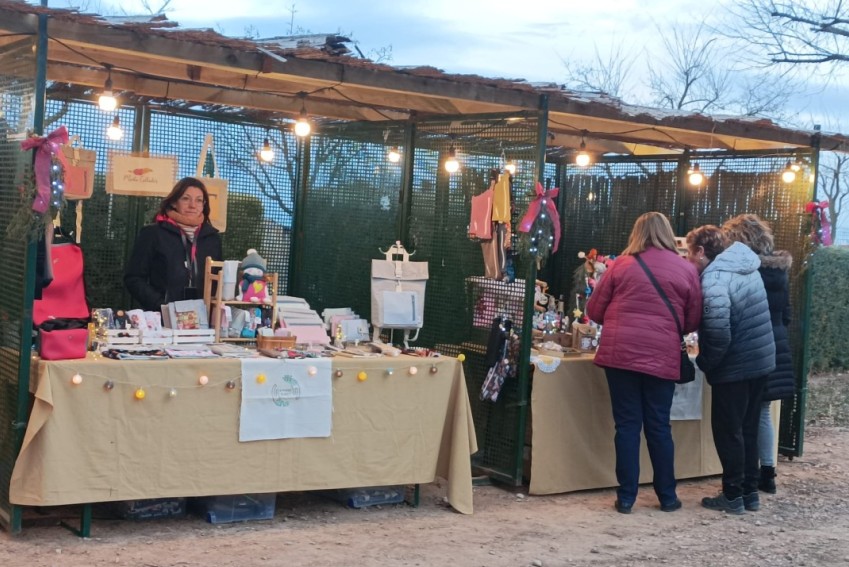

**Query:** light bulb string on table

left=61, top=356, right=463, bottom=390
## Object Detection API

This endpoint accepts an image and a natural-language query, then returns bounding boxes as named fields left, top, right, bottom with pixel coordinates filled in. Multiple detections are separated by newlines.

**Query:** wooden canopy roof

left=1, top=0, right=846, bottom=156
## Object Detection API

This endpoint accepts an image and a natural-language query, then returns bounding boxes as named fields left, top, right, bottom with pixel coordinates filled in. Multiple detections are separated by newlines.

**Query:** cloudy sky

left=44, top=0, right=843, bottom=128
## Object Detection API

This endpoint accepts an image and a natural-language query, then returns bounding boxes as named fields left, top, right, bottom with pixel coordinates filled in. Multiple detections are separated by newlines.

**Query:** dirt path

left=3, top=381, right=849, bottom=566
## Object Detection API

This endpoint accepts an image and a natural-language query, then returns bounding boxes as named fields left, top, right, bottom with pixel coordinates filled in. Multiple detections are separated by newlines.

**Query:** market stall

left=10, top=354, right=476, bottom=514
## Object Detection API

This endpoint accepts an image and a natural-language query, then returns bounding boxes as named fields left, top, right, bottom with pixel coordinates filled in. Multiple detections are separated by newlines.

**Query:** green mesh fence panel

left=549, top=150, right=814, bottom=456
left=295, top=122, right=403, bottom=314
left=0, top=37, right=36, bottom=531
left=408, top=115, right=541, bottom=482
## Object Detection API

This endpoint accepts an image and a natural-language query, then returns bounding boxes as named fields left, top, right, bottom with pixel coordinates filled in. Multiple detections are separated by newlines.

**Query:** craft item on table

left=208, top=343, right=258, bottom=358
left=127, top=309, right=146, bottom=330
left=144, top=311, right=162, bottom=331
left=571, top=249, right=614, bottom=323
left=164, top=347, right=218, bottom=359
left=530, top=354, right=561, bottom=373
left=236, top=249, right=272, bottom=303
left=368, top=341, right=401, bottom=357
left=167, top=299, right=209, bottom=330
left=571, top=322, right=598, bottom=352
left=101, top=348, right=169, bottom=360
left=518, top=180, right=560, bottom=267
left=112, top=309, right=129, bottom=330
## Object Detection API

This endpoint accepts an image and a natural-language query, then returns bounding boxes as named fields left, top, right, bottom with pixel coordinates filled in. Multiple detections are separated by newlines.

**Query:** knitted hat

left=241, top=248, right=266, bottom=271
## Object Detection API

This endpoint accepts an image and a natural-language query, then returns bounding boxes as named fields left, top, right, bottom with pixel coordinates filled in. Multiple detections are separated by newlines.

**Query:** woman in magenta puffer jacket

left=587, top=212, right=702, bottom=515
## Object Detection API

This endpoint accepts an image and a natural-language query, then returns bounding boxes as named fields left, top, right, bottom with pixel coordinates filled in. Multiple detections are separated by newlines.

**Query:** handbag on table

left=635, top=254, right=696, bottom=384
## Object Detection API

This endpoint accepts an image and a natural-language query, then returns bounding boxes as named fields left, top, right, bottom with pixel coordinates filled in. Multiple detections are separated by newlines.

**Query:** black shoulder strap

left=635, top=254, right=684, bottom=338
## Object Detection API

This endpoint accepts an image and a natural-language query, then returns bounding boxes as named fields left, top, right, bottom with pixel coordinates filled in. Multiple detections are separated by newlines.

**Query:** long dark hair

left=155, top=177, right=211, bottom=222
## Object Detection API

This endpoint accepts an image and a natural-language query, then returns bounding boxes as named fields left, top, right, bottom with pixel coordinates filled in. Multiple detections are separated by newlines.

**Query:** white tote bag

left=195, top=133, right=229, bottom=232
left=370, top=243, right=428, bottom=334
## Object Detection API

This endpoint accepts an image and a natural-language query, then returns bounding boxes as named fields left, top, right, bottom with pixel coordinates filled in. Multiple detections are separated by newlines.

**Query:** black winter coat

left=124, top=221, right=222, bottom=311
left=760, top=251, right=796, bottom=401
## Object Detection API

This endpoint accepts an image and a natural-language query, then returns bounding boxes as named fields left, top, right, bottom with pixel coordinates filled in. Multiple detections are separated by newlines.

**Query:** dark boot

left=758, top=465, right=776, bottom=494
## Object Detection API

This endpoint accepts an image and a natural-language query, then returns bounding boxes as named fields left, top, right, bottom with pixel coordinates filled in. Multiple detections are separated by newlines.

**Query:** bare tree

left=561, top=42, right=636, bottom=98
left=728, top=1, right=849, bottom=68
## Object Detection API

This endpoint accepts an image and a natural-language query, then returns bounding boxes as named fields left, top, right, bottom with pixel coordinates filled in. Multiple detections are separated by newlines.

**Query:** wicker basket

left=256, top=335, right=297, bottom=350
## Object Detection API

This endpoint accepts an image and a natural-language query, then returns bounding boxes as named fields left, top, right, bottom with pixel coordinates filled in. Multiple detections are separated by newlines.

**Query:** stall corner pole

left=288, top=134, right=311, bottom=298
left=511, top=96, right=550, bottom=483
left=789, top=137, right=821, bottom=458
left=8, top=5, right=49, bottom=536
left=675, top=149, right=691, bottom=237
left=397, top=122, right=416, bottom=246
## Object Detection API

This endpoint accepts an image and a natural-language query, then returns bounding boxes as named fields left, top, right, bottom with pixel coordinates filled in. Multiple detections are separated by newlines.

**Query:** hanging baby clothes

left=469, top=182, right=494, bottom=240
left=491, top=173, right=511, bottom=222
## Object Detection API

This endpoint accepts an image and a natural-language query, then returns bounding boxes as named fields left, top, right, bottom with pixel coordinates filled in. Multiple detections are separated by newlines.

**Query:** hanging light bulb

left=98, top=65, right=118, bottom=112
left=259, top=135, right=274, bottom=162
left=444, top=144, right=460, bottom=174
left=781, top=160, right=797, bottom=183
left=387, top=146, right=401, bottom=163
left=587, top=189, right=595, bottom=202
left=293, top=93, right=311, bottom=137
left=504, top=160, right=517, bottom=175
left=106, top=115, right=123, bottom=140
left=575, top=141, right=591, bottom=167
left=687, top=163, right=704, bottom=186
left=790, top=158, right=802, bottom=172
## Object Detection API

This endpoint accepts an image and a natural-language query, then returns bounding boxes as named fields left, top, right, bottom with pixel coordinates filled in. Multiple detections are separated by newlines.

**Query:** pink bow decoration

left=20, top=126, right=70, bottom=214
left=519, top=181, right=561, bottom=252
left=805, top=200, right=832, bottom=246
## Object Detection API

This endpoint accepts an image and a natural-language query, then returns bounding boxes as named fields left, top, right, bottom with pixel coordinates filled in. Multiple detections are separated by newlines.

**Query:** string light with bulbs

left=61, top=356, right=462, bottom=401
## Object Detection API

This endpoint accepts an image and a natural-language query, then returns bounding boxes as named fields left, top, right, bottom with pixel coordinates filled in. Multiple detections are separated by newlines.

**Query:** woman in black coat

left=723, top=214, right=795, bottom=495
left=124, top=177, right=223, bottom=311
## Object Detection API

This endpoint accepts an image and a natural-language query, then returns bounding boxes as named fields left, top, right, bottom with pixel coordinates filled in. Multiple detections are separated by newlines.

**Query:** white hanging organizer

left=371, top=241, right=429, bottom=348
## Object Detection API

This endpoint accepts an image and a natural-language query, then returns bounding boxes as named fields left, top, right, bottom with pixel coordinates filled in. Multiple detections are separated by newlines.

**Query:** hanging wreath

left=517, top=181, right=561, bottom=267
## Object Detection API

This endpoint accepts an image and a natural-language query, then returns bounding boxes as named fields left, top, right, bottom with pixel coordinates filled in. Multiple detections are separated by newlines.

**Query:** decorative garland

left=517, top=181, right=561, bottom=267
left=7, top=127, right=69, bottom=241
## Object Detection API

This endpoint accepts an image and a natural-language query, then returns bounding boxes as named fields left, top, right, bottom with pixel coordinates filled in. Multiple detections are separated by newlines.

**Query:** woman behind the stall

left=686, top=225, right=775, bottom=515
left=124, top=177, right=223, bottom=311
left=587, top=212, right=702, bottom=514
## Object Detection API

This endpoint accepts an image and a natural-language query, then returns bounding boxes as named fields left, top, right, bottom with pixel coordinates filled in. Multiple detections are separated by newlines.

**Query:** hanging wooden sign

left=106, top=152, right=178, bottom=197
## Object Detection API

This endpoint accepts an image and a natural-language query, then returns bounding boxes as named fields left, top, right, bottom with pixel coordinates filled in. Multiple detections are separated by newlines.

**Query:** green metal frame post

left=9, top=4, right=49, bottom=536
left=511, top=95, right=549, bottom=483
left=791, top=133, right=822, bottom=458
left=675, top=150, right=691, bottom=236
left=288, top=134, right=311, bottom=297
left=397, top=122, right=416, bottom=245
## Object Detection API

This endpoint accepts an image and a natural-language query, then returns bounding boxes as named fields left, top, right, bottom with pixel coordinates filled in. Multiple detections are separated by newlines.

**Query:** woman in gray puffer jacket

left=723, top=214, right=795, bottom=495
left=686, top=225, right=775, bottom=515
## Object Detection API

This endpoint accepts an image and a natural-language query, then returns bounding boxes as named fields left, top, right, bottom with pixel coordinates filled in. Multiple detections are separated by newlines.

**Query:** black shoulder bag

left=635, top=254, right=696, bottom=384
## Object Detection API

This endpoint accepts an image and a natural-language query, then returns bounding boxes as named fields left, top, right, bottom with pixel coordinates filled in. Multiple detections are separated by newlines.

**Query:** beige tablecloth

left=529, top=356, right=722, bottom=495
left=10, top=354, right=477, bottom=514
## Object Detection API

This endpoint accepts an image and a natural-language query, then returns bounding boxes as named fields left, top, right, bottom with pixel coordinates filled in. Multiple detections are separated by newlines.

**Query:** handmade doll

left=236, top=249, right=272, bottom=304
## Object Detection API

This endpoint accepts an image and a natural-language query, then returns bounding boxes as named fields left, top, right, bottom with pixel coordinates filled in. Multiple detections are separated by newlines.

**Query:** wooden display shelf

left=203, top=257, right=278, bottom=343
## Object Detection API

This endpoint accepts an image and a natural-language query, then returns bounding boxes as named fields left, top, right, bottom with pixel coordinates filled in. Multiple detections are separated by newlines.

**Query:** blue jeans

left=758, top=401, right=775, bottom=467
left=605, top=367, right=677, bottom=507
